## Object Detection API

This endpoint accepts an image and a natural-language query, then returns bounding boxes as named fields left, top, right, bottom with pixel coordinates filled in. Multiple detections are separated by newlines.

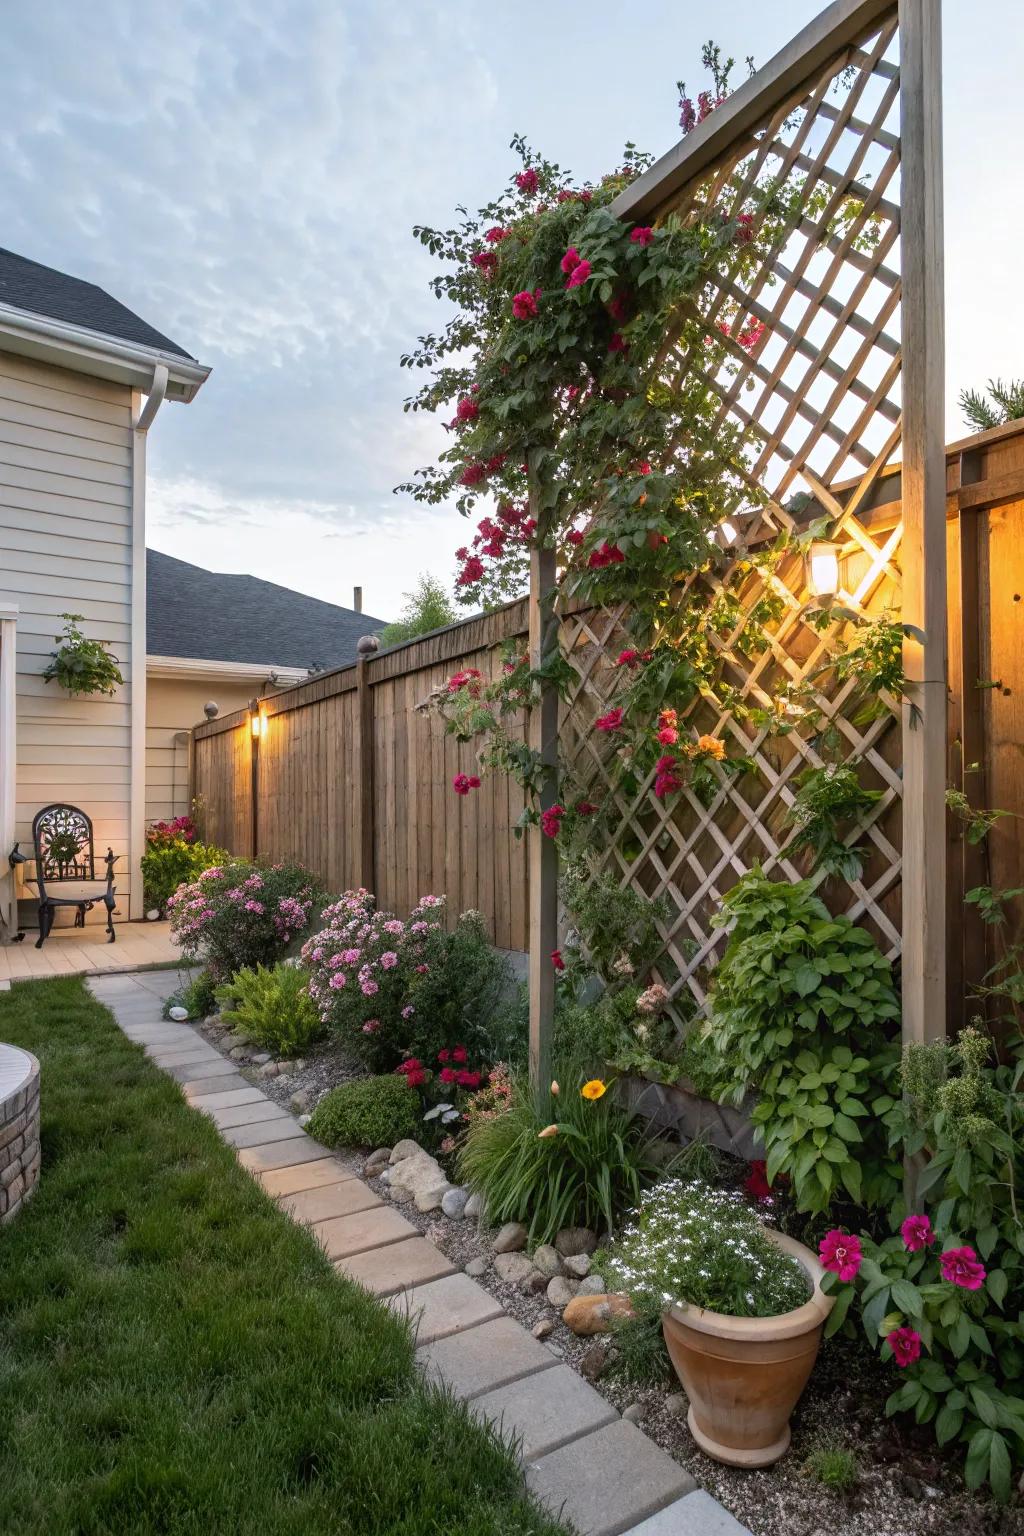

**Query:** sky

left=2, top=1, right=1021, bottom=623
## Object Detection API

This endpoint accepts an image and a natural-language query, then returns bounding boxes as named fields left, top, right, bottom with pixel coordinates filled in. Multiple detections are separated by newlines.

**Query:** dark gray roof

left=147, top=550, right=386, bottom=672
left=0, top=247, right=196, bottom=361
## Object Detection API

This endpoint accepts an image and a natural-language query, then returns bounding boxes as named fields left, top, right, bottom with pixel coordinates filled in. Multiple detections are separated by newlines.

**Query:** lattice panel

left=559, top=13, right=909, bottom=1025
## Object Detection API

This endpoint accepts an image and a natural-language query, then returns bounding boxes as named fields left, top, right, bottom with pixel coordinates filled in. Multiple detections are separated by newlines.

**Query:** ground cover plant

left=307, top=1073, right=420, bottom=1150
left=215, top=961, right=323, bottom=1057
left=0, top=977, right=567, bottom=1536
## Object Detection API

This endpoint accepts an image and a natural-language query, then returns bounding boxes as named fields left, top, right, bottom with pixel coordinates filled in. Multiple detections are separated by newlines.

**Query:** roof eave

left=0, top=302, right=210, bottom=401
left=147, top=655, right=309, bottom=684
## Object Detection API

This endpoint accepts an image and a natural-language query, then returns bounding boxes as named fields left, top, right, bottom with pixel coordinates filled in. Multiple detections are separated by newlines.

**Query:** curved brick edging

left=0, top=1044, right=41, bottom=1223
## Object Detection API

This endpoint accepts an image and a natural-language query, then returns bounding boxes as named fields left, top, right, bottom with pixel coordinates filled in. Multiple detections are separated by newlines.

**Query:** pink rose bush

left=168, top=857, right=321, bottom=978
left=300, top=891, right=511, bottom=1073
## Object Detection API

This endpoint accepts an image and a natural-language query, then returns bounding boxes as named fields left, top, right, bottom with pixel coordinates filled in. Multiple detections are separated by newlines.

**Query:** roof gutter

left=0, top=300, right=210, bottom=402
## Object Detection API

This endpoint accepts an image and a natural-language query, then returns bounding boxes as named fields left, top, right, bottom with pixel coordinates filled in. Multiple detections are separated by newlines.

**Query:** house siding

left=0, top=353, right=137, bottom=926
left=145, top=676, right=255, bottom=826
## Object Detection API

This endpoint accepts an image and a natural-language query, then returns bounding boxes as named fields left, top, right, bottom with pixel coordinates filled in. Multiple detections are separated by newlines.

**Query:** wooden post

left=248, top=699, right=260, bottom=859
left=356, top=636, right=379, bottom=893
left=899, top=0, right=947, bottom=1046
left=527, top=452, right=558, bottom=1103
left=956, top=452, right=988, bottom=1028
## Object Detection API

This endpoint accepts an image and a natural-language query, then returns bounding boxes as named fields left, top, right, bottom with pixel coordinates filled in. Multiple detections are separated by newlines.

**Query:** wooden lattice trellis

left=528, top=0, right=947, bottom=1072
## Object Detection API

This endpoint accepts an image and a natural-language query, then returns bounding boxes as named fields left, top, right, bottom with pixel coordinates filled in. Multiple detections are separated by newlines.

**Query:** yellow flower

left=550, top=1080, right=560, bottom=1096
left=538, top=1123, right=559, bottom=1139
left=696, top=734, right=727, bottom=761
left=581, top=1079, right=607, bottom=1101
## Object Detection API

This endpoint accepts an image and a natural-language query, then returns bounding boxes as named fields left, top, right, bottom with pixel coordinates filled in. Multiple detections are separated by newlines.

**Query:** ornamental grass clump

left=602, top=1179, right=809, bottom=1320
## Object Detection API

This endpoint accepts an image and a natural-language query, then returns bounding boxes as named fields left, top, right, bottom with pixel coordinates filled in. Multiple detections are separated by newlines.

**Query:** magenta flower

left=940, top=1246, right=986, bottom=1290
left=360, top=978, right=379, bottom=997
left=887, top=1326, right=923, bottom=1368
left=485, top=226, right=511, bottom=243
left=630, top=226, right=654, bottom=246
left=901, top=1214, right=935, bottom=1253
left=401, top=1005, right=415, bottom=1019
left=361, top=1018, right=381, bottom=1034
left=342, top=948, right=361, bottom=964
left=515, top=168, right=539, bottom=195
left=328, top=972, right=347, bottom=990
left=455, top=398, right=479, bottom=423
left=819, top=1230, right=863, bottom=1283
left=380, top=951, right=398, bottom=970
left=244, top=899, right=264, bottom=914
left=564, top=260, right=591, bottom=290
left=512, top=288, right=540, bottom=319
left=560, top=246, right=583, bottom=276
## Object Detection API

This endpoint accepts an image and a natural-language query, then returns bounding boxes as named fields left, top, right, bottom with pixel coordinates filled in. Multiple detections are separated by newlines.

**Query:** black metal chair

left=12, top=804, right=118, bottom=949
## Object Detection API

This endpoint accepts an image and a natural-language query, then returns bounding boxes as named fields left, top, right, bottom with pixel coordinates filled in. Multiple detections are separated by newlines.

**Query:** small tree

left=378, top=574, right=457, bottom=647
left=958, top=377, right=1024, bottom=433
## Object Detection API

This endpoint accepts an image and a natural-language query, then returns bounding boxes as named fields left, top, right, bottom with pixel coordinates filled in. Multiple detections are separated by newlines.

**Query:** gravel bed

left=193, top=1015, right=364, bottom=1113
left=364, top=1159, right=1023, bottom=1536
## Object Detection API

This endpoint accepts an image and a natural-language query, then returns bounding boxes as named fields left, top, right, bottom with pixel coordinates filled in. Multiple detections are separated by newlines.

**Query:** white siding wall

left=0, top=353, right=137, bottom=926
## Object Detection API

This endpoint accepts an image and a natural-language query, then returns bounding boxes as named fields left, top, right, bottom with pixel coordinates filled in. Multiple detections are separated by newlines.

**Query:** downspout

left=128, top=363, right=168, bottom=919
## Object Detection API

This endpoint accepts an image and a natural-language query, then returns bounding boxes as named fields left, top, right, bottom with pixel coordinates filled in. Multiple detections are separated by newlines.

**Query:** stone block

left=278, top=1181, right=381, bottom=1225
left=336, top=1236, right=456, bottom=1297
left=313, top=1205, right=417, bottom=1259
left=472, top=1363, right=618, bottom=1462
left=416, top=1315, right=558, bottom=1401
left=526, top=1420, right=695, bottom=1536
left=619, top=1490, right=752, bottom=1536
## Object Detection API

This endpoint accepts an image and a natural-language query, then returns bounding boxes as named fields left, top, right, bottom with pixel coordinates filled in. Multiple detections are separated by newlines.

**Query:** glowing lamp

left=807, top=540, right=841, bottom=599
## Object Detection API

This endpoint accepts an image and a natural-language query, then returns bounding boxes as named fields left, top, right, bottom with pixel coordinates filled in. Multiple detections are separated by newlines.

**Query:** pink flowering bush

left=167, top=857, right=322, bottom=979
left=300, top=891, right=512, bottom=1072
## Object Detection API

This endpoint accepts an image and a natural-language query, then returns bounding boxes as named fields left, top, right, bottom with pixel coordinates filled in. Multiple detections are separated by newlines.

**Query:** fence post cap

left=357, top=634, right=380, bottom=657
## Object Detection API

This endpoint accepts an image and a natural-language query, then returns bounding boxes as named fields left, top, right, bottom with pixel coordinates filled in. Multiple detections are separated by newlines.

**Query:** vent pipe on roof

left=353, top=586, right=362, bottom=613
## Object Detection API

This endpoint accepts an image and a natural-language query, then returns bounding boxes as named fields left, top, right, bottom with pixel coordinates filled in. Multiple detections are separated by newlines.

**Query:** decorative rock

left=532, top=1243, right=563, bottom=1278
left=441, top=1186, right=470, bottom=1220
left=464, top=1191, right=485, bottom=1220
left=229, top=1032, right=251, bottom=1047
left=563, top=1252, right=591, bottom=1279
left=390, top=1138, right=422, bottom=1164
left=251, top=1052, right=272, bottom=1065
left=389, top=1148, right=450, bottom=1211
left=562, top=1292, right=635, bottom=1337
left=622, top=1402, right=644, bottom=1424
left=363, top=1147, right=392, bottom=1177
left=555, top=1225, right=597, bottom=1257
left=297, top=1114, right=311, bottom=1128
left=665, top=1393, right=687, bottom=1419
left=546, top=1275, right=580, bottom=1309
left=578, top=1273, right=607, bottom=1296
left=276, top=1060, right=296, bottom=1077
left=464, top=1257, right=488, bottom=1278
left=522, top=1268, right=550, bottom=1295
left=258, top=1062, right=279, bottom=1078
left=229, top=1047, right=248, bottom=1061
left=289, top=1090, right=311, bottom=1114
left=579, top=1342, right=608, bottom=1382
left=414, top=1182, right=452, bottom=1213
left=294, top=1058, right=306, bottom=1070
left=168, top=1006, right=188, bottom=1022
left=532, top=1317, right=555, bottom=1339
left=493, top=1221, right=528, bottom=1254
left=493, top=1252, right=535, bottom=1285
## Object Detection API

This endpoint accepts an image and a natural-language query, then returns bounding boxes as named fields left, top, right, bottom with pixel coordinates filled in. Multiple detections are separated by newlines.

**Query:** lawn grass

left=0, top=978, right=566, bottom=1536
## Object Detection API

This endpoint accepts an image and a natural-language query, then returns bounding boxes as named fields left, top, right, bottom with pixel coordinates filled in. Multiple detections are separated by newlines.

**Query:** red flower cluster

left=455, top=501, right=535, bottom=590
left=716, top=317, right=764, bottom=351
left=595, top=707, right=624, bottom=733
left=459, top=463, right=487, bottom=488
left=512, top=288, right=541, bottom=319
left=615, top=648, right=652, bottom=669
left=575, top=800, right=598, bottom=816
left=566, top=529, right=585, bottom=546
left=471, top=249, right=497, bottom=274
left=515, top=168, right=540, bottom=195
left=565, top=258, right=591, bottom=291
left=437, top=1046, right=479, bottom=1088
left=485, top=226, right=511, bottom=243
left=734, top=212, right=755, bottom=246
left=556, top=187, right=592, bottom=205
left=396, top=1057, right=426, bottom=1089
left=630, top=226, right=654, bottom=246
left=540, top=803, right=565, bottom=838
left=608, top=332, right=629, bottom=354
left=455, top=397, right=479, bottom=423
left=452, top=773, right=481, bottom=796
left=551, top=949, right=565, bottom=971
left=654, top=753, right=683, bottom=798
left=657, top=706, right=678, bottom=746
left=447, top=667, right=483, bottom=695
left=588, top=541, right=625, bottom=569
left=678, top=89, right=726, bottom=135
left=560, top=246, right=583, bottom=275
left=456, top=554, right=485, bottom=586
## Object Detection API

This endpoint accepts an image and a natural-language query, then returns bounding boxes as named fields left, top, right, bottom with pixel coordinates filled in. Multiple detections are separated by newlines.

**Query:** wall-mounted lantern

left=806, top=540, right=842, bottom=601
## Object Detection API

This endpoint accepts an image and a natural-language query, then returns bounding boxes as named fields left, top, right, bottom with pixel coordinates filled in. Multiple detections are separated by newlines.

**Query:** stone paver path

left=89, top=970, right=752, bottom=1536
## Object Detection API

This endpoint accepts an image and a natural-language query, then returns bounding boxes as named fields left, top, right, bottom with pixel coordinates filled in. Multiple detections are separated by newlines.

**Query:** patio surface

left=0, top=919, right=180, bottom=984
left=88, top=968, right=753, bottom=1536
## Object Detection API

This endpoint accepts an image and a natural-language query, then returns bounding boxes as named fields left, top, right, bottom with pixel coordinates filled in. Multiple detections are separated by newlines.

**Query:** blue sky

left=2, top=1, right=1021, bottom=620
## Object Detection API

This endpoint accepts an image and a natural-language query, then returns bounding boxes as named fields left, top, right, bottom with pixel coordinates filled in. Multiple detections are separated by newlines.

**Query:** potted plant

left=603, top=1179, right=832, bottom=1467
left=42, top=613, right=124, bottom=697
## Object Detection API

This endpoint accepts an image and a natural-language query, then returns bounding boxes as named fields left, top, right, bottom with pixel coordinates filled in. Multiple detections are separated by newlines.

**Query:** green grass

left=0, top=978, right=566, bottom=1536
left=804, top=1443, right=860, bottom=1493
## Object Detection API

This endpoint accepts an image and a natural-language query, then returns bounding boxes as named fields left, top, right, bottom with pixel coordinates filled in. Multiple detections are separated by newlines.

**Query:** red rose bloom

left=566, top=529, right=584, bottom=546
left=819, top=1230, right=863, bottom=1283
left=471, top=250, right=497, bottom=273
left=560, top=246, right=583, bottom=275
left=456, top=555, right=485, bottom=586
left=512, top=288, right=540, bottom=319
left=459, top=462, right=486, bottom=487
left=630, top=226, right=654, bottom=246
left=940, top=1246, right=986, bottom=1290
left=456, top=398, right=479, bottom=423
left=485, top=226, right=511, bottom=243
left=551, top=949, right=565, bottom=971
left=439, top=1067, right=458, bottom=1084
left=595, top=708, right=624, bottom=733
left=565, top=259, right=591, bottom=290
left=515, top=168, right=540, bottom=195
left=901, top=1214, right=935, bottom=1253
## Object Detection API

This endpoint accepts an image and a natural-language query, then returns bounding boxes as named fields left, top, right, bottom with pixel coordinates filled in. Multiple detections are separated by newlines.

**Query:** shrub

left=457, top=1061, right=661, bottom=1246
left=215, top=963, right=323, bottom=1057
left=602, top=1179, right=809, bottom=1321
left=300, top=891, right=511, bottom=1071
left=308, top=1075, right=420, bottom=1150
left=700, top=870, right=902, bottom=1214
left=168, top=858, right=323, bottom=979
left=141, top=831, right=228, bottom=915
left=162, top=967, right=218, bottom=1022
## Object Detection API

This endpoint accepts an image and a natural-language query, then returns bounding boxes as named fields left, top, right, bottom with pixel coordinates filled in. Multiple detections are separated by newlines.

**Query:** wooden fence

left=192, top=422, right=1024, bottom=1030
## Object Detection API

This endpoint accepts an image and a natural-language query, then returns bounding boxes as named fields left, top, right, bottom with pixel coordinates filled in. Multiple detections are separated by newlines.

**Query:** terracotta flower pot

left=661, top=1229, right=831, bottom=1468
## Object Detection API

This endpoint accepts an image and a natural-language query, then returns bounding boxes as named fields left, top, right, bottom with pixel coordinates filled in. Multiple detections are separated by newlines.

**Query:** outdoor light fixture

left=249, top=699, right=263, bottom=740
left=807, top=540, right=842, bottom=600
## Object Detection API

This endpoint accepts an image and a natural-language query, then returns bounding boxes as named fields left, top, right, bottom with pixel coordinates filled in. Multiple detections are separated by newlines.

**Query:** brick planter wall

left=0, top=1044, right=41, bottom=1223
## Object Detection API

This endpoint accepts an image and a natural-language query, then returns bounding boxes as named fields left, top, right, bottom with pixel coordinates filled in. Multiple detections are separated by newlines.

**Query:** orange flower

left=538, top=1123, right=559, bottom=1139
left=581, top=1079, right=607, bottom=1101
left=696, top=734, right=727, bottom=761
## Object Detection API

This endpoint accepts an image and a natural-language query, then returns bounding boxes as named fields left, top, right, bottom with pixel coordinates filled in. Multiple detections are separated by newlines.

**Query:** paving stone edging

left=89, top=972, right=752, bottom=1536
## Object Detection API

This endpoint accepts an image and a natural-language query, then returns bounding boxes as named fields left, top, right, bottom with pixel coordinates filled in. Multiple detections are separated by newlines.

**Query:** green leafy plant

left=307, top=1075, right=420, bottom=1150
left=162, top=967, right=218, bottom=1022
left=804, top=1443, right=859, bottom=1492
left=215, top=962, right=323, bottom=1057
left=946, top=789, right=1011, bottom=845
left=559, top=863, right=671, bottom=989
left=701, top=870, right=902, bottom=1213
left=141, top=835, right=228, bottom=915
left=602, top=1178, right=809, bottom=1320
left=42, top=613, right=124, bottom=697
left=378, top=573, right=458, bottom=647
left=959, top=377, right=1024, bottom=433
left=784, top=763, right=883, bottom=880
left=457, top=1061, right=662, bottom=1246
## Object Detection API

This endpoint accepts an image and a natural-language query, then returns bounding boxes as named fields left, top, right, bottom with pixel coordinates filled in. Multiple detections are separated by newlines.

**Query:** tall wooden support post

left=356, top=635, right=379, bottom=894
left=248, top=699, right=260, bottom=860
left=527, top=455, right=558, bottom=1104
left=899, top=0, right=947, bottom=1047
